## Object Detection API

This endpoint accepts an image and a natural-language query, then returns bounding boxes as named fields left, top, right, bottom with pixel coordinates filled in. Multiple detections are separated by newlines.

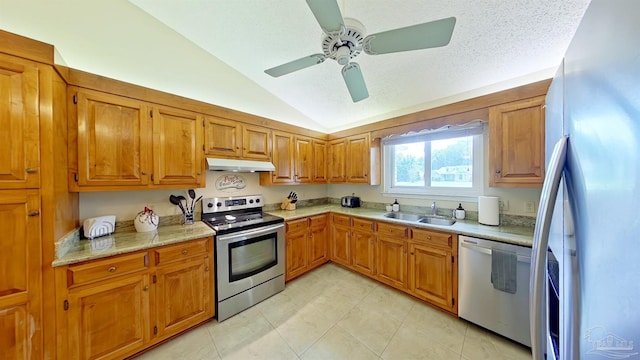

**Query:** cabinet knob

left=197, top=172, right=201, bottom=175
left=141, top=171, right=147, bottom=175
left=495, top=169, right=501, bottom=174
left=108, top=266, right=117, bottom=273
left=205, top=266, right=209, bottom=272
left=410, top=252, right=414, bottom=255
left=182, top=250, right=188, bottom=255
left=25, top=168, right=37, bottom=173
left=427, top=235, right=431, bottom=240
left=143, top=286, right=149, bottom=292
left=27, top=210, right=40, bottom=217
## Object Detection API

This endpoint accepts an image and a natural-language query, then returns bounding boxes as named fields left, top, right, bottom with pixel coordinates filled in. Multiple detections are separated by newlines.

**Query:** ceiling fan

left=264, top=0, right=456, bottom=102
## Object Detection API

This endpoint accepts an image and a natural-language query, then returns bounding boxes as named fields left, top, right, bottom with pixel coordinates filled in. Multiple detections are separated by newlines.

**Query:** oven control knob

left=216, top=202, right=222, bottom=207
left=249, top=199, right=254, bottom=204
left=255, top=198, right=260, bottom=203
left=207, top=203, right=213, bottom=208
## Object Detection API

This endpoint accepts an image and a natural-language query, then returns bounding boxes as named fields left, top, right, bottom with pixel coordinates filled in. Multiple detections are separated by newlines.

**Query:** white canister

left=478, top=196, right=500, bottom=226
left=134, top=207, right=159, bottom=232
left=392, top=204, right=400, bottom=212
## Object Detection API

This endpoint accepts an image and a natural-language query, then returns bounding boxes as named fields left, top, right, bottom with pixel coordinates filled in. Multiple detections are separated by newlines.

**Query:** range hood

left=206, top=158, right=275, bottom=172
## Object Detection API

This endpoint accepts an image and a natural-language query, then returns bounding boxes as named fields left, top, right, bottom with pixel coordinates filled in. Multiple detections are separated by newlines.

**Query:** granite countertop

left=53, top=222, right=215, bottom=267
left=266, top=205, right=534, bottom=247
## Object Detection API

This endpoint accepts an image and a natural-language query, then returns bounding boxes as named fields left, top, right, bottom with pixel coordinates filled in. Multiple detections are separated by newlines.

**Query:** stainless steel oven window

left=228, top=233, right=278, bottom=282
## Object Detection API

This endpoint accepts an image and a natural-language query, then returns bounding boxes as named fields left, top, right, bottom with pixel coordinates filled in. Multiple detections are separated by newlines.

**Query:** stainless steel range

left=201, top=195, right=284, bottom=321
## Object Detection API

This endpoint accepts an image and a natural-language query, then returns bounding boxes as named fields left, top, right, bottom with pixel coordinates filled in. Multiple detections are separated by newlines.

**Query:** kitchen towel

left=478, top=196, right=500, bottom=225
left=491, top=249, right=517, bottom=294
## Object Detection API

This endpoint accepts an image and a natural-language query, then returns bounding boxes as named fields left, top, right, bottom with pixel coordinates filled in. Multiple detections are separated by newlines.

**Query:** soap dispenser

left=392, top=199, right=400, bottom=212
left=455, top=203, right=466, bottom=220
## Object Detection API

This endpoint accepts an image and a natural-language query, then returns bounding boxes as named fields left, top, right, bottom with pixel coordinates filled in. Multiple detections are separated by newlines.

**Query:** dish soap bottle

left=392, top=199, right=400, bottom=212
left=455, top=203, right=465, bottom=220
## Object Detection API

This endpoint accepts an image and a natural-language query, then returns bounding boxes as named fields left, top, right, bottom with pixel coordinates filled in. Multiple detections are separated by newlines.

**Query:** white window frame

left=382, top=122, right=484, bottom=198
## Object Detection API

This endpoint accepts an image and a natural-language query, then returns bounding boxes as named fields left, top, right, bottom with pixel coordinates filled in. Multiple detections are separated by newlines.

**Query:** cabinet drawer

left=286, top=218, right=308, bottom=233
left=352, top=217, right=374, bottom=233
left=309, top=214, right=328, bottom=228
left=411, top=228, right=453, bottom=248
left=377, top=222, right=408, bottom=238
left=332, top=214, right=351, bottom=227
left=154, top=238, right=209, bottom=266
left=67, top=252, right=149, bottom=287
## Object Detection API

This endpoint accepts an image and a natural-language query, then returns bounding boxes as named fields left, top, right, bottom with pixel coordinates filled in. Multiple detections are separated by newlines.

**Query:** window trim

left=383, top=130, right=484, bottom=197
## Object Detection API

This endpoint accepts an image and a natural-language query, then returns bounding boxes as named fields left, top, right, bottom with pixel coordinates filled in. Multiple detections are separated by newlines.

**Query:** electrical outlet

left=499, top=200, right=509, bottom=211
left=524, top=201, right=535, bottom=213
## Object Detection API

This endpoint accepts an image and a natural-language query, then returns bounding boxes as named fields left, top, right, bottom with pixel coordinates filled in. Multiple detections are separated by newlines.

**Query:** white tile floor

left=136, top=263, right=532, bottom=360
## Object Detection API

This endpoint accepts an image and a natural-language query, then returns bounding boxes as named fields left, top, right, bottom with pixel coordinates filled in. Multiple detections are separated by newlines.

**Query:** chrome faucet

left=431, top=201, right=437, bottom=216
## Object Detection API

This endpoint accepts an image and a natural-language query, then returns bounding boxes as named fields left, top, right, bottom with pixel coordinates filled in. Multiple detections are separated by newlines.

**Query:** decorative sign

left=215, top=174, right=247, bottom=191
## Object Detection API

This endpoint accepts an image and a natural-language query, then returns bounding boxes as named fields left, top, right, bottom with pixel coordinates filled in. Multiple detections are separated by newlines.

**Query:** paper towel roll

left=478, top=196, right=500, bottom=225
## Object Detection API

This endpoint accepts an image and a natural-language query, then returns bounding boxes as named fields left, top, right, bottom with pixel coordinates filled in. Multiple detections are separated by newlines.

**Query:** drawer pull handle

left=141, top=171, right=147, bottom=175
left=427, top=235, right=431, bottom=240
left=205, top=267, right=209, bottom=272
left=25, top=168, right=37, bottom=173
left=108, top=266, right=117, bottom=272
left=28, top=211, right=40, bottom=217
left=143, top=286, right=149, bottom=292
left=182, top=250, right=188, bottom=255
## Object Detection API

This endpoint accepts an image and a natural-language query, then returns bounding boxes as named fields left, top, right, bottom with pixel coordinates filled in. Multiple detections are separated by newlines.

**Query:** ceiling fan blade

left=363, top=17, right=456, bottom=55
left=306, top=0, right=345, bottom=35
left=264, top=54, right=326, bottom=77
left=341, top=62, right=369, bottom=102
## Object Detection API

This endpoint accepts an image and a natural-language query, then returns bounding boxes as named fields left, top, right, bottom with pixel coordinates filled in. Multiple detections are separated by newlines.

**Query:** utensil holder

left=183, top=212, right=194, bottom=225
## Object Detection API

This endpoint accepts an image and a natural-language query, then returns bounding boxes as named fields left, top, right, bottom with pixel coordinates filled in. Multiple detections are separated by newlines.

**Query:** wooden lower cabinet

left=66, top=272, right=151, bottom=360
left=350, top=218, right=376, bottom=277
left=329, top=214, right=351, bottom=267
left=56, top=237, right=214, bottom=360
left=376, top=236, right=408, bottom=290
left=285, top=214, right=330, bottom=281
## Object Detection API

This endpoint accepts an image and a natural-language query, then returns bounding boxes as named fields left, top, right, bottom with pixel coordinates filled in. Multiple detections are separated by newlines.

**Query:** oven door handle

left=216, top=223, right=284, bottom=243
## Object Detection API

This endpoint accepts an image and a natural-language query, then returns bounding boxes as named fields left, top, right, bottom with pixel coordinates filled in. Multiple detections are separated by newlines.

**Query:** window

left=383, top=122, right=484, bottom=196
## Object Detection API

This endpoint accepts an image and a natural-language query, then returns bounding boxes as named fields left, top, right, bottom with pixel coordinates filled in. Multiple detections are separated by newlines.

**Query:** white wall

left=79, top=172, right=328, bottom=222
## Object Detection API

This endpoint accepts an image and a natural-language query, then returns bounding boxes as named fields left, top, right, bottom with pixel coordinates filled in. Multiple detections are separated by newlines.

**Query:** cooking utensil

left=169, top=195, right=186, bottom=214
left=176, top=195, right=189, bottom=214
left=192, top=196, right=203, bottom=212
left=188, top=189, right=196, bottom=210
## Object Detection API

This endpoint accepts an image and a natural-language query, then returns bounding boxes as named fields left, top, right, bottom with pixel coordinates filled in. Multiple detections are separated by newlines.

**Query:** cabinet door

left=0, top=190, right=41, bottom=359
left=294, top=135, right=313, bottom=183
left=285, top=228, right=308, bottom=281
left=376, top=236, right=407, bottom=290
left=312, top=139, right=327, bottom=183
left=327, top=139, right=346, bottom=183
left=152, top=107, right=204, bottom=187
left=156, top=257, right=211, bottom=338
left=408, top=242, right=454, bottom=312
left=346, top=134, right=370, bottom=183
left=75, top=90, right=151, bottom=187
left=242, top=125, right=271, bottom=160
left=67, top=273, right=150, bottom=360
left=489, top=96, right=545, bottom=187
left=351, top=230, right=376, bottom=277
left=0, top=54, right=40, bottom=189
left=330, top=224, right=351, bottom=267
left=204, top=116, right=241, bottom=158
left=308, top=214, right=329, bottom=269
left=270, top=131, right=295, bottom=184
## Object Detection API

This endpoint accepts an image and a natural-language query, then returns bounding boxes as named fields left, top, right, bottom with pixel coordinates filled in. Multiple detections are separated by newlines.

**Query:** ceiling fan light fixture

left=336, top=46, right=351, bottom=65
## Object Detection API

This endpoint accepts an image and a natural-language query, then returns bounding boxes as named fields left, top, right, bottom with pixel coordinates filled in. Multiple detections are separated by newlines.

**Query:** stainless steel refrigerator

left=530, top=1, right=640, bottom=359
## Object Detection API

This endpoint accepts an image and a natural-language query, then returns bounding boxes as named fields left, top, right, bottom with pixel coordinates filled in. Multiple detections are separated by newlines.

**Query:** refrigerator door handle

left=530, top=136, right=568, bottom=359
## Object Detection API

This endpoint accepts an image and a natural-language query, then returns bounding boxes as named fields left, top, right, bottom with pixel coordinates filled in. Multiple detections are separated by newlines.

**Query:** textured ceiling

left=129, top=0, right=590, bottom=132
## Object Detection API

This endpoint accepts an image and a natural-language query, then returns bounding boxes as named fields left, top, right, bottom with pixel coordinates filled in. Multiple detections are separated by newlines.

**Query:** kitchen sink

left=383, top=212, right=421, bottom=221
left=417, top=215, right=456, bottom=226
left=384, top=212, right=456, bottom=226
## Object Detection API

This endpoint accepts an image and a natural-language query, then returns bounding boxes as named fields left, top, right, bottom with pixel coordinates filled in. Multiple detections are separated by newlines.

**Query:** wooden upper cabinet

left=328, top=139, right=347, bottom=183
left=294, top=135, right=313, bottom=183
left=0, top=54, right=40, bottom=189
left=0, top=190, right=42, bottom=359
left=204, top=116, right=241, bottom=158
left=489, top=96, right=545, bottom=187
left=269, top=131, right=295, bottom=184
left=312, top=139, right=327, bottom=183
left=346, top=134, right=370, bottom=183
left=71, top=89, right=151, bottom=189
left=242, top=125, right=271, bottom=160
left=152, top=106, right=204, bottom=187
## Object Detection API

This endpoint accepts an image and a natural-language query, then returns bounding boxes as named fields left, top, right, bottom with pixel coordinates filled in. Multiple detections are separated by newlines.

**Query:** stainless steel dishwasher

left=458, top=235, right=532, bottom=347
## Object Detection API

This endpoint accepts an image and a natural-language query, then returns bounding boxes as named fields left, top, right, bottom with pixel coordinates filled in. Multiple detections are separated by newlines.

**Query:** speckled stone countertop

left=266, top=205, right=534, bottom=247
left=52, top=222, right=215, bottom=267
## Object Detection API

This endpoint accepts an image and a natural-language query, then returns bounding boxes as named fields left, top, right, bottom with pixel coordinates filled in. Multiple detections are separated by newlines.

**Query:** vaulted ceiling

left=1, top=0, right=590, bottom=132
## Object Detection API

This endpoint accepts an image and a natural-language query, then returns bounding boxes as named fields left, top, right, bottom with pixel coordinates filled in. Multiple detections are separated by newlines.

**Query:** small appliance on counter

left=478, top=196, right=499, bottom=225
left=83, top=215, right=116, bottom=239
left=341, top=193, right=361, bottom=208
